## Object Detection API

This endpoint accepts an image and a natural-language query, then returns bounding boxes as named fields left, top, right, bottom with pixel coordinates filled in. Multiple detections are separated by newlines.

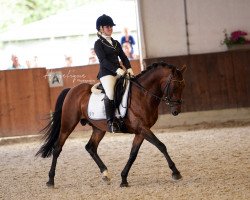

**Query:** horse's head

left=162, top=65, right=186, bottom=116
left=132, top=62, right=186, bottom=116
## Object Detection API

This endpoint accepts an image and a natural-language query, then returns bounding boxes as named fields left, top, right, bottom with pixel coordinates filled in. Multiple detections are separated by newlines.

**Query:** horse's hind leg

left=85, top=127, right=109, bottom=182
left=140, top=127, right=182, bottom=180
left=47, top=144, right=61, bottom=186
left=120, top=134, right=144, bottom=187
left=47, top=116, right=80, bottom=187
left=47, top=131, right=72, bottom=187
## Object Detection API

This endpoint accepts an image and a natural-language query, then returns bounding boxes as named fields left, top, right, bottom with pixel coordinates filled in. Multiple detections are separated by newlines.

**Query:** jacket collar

left=99, top=35, right=117, bottom=49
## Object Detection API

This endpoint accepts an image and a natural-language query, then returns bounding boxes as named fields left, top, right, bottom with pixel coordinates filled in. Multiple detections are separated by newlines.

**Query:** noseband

left=128, top=74, right=184, bottom=107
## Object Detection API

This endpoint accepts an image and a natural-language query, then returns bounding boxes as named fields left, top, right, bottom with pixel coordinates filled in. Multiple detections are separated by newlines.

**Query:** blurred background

left=0, top=0, right=138, bottom=69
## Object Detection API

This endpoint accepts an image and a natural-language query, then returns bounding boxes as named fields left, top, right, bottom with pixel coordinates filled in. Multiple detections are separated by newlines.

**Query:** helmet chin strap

left=99, top=26, right=103, bottom=33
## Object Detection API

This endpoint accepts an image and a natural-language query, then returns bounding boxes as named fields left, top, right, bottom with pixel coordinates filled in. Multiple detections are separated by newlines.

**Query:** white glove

left=116, top=68, right=126, bottom=76
left=127, top=68, right=134, bottom=76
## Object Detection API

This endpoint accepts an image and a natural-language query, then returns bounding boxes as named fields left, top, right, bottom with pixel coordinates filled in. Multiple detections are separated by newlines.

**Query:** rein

left=126, top=74, right=183, bottom=107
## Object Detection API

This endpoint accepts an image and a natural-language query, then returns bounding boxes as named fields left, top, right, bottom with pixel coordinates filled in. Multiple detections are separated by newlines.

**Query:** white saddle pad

left=87, top=81, right=130, bottom=120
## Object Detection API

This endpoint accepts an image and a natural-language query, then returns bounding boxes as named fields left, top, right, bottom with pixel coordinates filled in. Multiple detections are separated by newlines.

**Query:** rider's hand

left=116, top=68, right=126, bottom=76
left=127, top=68, right=134, bottom=76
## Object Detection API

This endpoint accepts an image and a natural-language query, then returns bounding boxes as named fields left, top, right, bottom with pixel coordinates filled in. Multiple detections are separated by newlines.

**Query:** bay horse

left=36, top=62, right=186, bottom=187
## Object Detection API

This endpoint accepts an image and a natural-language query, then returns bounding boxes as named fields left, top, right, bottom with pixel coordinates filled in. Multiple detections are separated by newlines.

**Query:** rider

left=94, top=14, right=134, bottom=133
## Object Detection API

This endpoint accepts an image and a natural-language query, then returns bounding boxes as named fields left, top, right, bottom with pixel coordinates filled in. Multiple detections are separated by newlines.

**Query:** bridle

left=127, top=74, right=184, bottom=107
left=162, top=75, right=184, bottom=107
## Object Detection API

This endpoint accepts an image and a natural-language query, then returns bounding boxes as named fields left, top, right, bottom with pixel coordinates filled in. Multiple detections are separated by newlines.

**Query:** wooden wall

left=0, top=68, right=51, bottom=137
left=0, top=60, right=141, bottom=136
left=143, top=49, right=250, bottom=114
left=1, top=50, right=250, bottom=137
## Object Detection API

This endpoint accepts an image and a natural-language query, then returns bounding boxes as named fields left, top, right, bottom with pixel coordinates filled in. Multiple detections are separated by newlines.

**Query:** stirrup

left=107, top=121, right=121, bottom=133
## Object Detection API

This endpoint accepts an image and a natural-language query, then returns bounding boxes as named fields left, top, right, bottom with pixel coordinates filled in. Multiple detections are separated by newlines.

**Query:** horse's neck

left=130, top=68, right=170, bottom=126
left=138, top=68, right=170, bottom=97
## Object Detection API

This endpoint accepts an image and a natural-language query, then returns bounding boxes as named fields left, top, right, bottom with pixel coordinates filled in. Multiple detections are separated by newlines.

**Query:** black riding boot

left=103, top=96, right=121, bottom=133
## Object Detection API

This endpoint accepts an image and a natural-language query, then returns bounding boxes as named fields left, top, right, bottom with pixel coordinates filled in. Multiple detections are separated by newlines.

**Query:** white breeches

left=100, top=75, right=118, bottom=100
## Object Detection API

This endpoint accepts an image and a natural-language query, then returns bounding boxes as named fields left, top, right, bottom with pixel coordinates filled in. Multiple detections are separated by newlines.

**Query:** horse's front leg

left=85, top=127, right=109, bottom=183
left=120, top=134, right=144, bottom=187
left=140, top=126, right=182, bottom=180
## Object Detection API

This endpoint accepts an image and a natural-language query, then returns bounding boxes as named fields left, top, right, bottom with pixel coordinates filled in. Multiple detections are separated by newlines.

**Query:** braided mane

left=134, top=61, right=177, bottom=80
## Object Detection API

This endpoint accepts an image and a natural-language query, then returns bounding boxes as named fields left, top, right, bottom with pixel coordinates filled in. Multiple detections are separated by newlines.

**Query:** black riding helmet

left=96, top=14, right=116, bottom=31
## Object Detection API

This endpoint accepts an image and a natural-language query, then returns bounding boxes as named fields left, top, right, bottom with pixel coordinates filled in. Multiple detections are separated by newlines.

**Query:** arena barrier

left=1, top=49, right=250, bottom=137
left=144, top=49, right=250, bottom=114
left=0, top=60, right=141, bottom=136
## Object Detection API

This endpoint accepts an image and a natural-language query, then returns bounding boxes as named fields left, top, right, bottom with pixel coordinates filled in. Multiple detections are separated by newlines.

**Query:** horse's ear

left=180, top=64, right=187, bottom=74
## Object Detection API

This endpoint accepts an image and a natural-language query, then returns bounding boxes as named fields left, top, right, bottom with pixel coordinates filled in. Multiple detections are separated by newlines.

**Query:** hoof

left=102, top=170, right=111, bottom=184
left=120, top=182, right=129, bottom=187
left=172, top=173, right=182, bottom=181
left=102, top=176, right=111, bottom=185
left=46, top=181, right=54, bottom=187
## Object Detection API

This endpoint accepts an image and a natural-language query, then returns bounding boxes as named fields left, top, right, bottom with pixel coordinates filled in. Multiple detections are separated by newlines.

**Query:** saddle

left=88, top=77, right=130, bottom=123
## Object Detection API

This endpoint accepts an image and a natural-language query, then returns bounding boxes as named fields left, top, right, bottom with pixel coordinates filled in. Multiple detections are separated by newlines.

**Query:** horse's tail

left=36, top=88, right=71, bottom=158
